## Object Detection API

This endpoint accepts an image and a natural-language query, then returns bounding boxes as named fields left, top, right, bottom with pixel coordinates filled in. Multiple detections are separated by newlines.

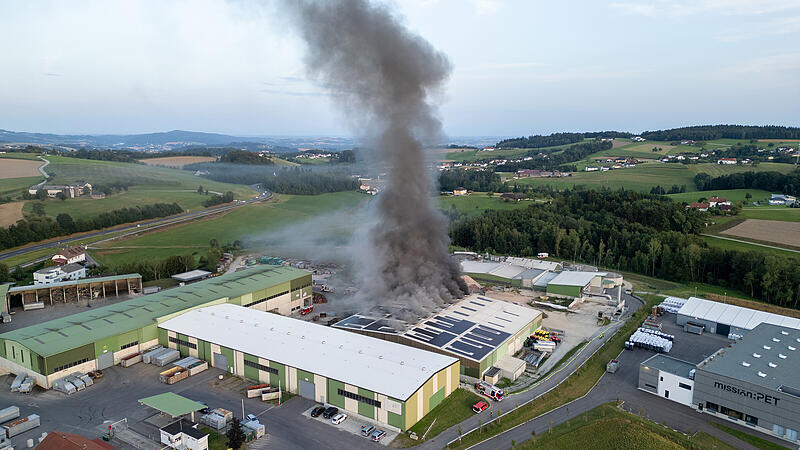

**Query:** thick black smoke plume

left=282, top=0, right=466, bottom=319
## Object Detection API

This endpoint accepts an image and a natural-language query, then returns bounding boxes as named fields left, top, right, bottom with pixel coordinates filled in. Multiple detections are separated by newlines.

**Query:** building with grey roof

left=639, top=354, right=697, bottom=406
left=693, top=323, right=800, bottom=444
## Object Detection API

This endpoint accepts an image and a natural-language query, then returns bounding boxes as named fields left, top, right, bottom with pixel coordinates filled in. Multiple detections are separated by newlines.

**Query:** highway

left=0, top=184, right=271, bottom=263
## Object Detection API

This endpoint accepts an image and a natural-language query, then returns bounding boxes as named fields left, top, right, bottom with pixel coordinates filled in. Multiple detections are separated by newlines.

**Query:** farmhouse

left=52, top=246, right=86, bottom=265
left=708, top=197, right=730, bottom=207
left=453, top=187, right=468, bottom=196
left=28, top=182, right=92, bottom=198
left=769, top=194, right=798, bottom=206
left=717, top=158, right=737, bottom=165
left=686, top=202, right=709, bottom=212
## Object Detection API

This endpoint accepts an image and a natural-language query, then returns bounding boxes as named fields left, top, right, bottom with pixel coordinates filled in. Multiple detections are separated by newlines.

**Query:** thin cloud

left=612, top=0, right=800, bottom=17
left=42, top=72, right=62, bottom=77
left=715, top=15, right=800, bottom=42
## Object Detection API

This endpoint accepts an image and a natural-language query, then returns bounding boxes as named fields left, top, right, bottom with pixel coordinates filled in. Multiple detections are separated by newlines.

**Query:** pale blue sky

left=0, top=0, right=798, bottom=137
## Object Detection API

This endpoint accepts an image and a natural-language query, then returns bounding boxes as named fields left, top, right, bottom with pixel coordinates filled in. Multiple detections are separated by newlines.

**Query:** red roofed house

left=37, top=431, right=114, bottom=450
left=717, top=158, right=737, bottom=165
left=686, top=202, right=710, bottom=212
left=51, top=246, right=86, bottom=266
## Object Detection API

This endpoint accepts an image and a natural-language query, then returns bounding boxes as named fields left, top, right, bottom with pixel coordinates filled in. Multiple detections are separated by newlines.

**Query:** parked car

left=199, top=402, right=210, bottom=415
left=246, top=413, right=257, bottom=422
left=310, top=406, right=326, bottom=417
left=331, top=413, right=347, bottom=425
left=361, top=425, right=375, bottom=436
left=370, top=429, right=386, bottom=442
left=322, top=406, right=339, bottom=419
left=300, top=305, right=314, bottom=315
left=472, top=401, right=489, bottom=413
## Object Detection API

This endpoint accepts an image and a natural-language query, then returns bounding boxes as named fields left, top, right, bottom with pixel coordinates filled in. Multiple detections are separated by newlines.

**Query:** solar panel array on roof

left=677, top=297, right=800, bottom=332
left=403, top=295, right=540, bottom=362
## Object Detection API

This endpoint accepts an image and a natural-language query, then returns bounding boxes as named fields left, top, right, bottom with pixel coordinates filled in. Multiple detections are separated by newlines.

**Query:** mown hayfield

left=667, top=189, right=772, bottom=204
left=0, top=176, right=42, bottom=196
left=439, top=193, right=533, bottom=216
left=721, top=219, right=800, bottom=248
left=140, top=156, right=217, bottom=168
left=0, top=158, right=43, bottom=178
left=0, top=202, right=24, bottom=227
left=738, top=207, right=800, bottom=222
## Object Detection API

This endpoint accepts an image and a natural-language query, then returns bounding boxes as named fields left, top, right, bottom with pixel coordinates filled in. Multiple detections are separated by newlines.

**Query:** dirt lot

left=0, top=158, right=43, bottom=178
left=720, top=218, right=800, bottom=247
left=139, top=156, right=216, bottom=168
left=0, top=201, right=24, bottom=226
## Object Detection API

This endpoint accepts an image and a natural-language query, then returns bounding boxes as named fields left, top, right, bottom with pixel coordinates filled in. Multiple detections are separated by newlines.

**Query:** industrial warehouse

left=159, top=303, right=460, bottom=431
left=333, top=295, right=542, bottom=378
left=0, top=265, right=312, bottom=388
left=637, top=296, right=800, bottom=445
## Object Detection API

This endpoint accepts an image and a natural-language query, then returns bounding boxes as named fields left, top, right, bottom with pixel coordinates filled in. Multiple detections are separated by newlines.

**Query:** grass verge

left=515, top=402, right=736, bottom=450
left=710, top=422, right=789, bottom=450
left=446, top=295, right=659, bottom=449
left=391, top=388, right=483, bottom=448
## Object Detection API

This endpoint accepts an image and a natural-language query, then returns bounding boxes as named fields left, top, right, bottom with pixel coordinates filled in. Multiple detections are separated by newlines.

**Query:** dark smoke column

left=283, top=0, right=466, bottom=318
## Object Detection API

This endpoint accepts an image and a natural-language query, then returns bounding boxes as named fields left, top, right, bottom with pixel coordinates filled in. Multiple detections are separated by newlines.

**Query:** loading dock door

left=299, top=379, right=315, bottom=400
left=716, top=323, right=730, bottom=336
left=97, top=351, right=114, bottom=370
left=213, top=352, right=227, bottom=370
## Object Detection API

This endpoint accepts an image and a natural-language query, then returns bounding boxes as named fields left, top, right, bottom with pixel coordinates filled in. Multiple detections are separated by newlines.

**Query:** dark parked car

left=322, top=406, right=339, bottom=419
left=199, top=402, right=210, bottom=415
left=310, top=406, right=326, bottom=418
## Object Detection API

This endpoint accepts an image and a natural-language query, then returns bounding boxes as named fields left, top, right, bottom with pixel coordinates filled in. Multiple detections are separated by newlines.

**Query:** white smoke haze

left=275, top=0, right=466, bottom=320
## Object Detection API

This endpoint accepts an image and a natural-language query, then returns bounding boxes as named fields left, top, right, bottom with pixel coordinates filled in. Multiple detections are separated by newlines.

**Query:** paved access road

left=0, top=185, right=271, bottom=263
left=415, top=292, right=643, bottom=450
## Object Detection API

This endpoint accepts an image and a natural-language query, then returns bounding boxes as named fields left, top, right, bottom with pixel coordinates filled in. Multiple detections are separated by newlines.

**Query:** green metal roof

left=138, top=392, right=206, bottom=417
left=0, top=265, right=309, bottom=357
left=7, top=274, right=141, bottom=293
left=0, top=284, right=9, bottom=314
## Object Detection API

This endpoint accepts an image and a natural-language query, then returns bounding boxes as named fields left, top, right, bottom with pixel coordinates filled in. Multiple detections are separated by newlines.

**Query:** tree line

left=219, top=150, right=274, bottom=165
left=0, top=202, right=183, bottom=251
left=449, top=188, right=800, bottom=308
left=694, top=170, right=800, bottom=195
left=439, top=169, right=503, bottom=192
left=495, top=141, right=613, bottom=172
left=202, top=191, right=234, bottom=207
left=496, top=132, right=585, bottom=149
left=184, top=163, right=358, bottom=195
left=641, top=125, right=800, bottom=141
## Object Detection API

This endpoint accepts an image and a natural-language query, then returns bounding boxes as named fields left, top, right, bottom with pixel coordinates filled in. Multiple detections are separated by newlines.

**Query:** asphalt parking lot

left=0, top=362, right=382, bottom=449
left=303, top=405, right=398, bottom=445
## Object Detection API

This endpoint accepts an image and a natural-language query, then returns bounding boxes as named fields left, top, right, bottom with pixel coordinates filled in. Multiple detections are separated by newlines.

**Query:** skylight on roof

left=769, top=362, right=777, bottom=368
left=758, top=372, right=767, bottom=377
left=763, top=345, right=772, bottom=350
left=790, top=346, right=797, bottom=351
left=779, top=353, right=787, bottom=359
left=753, top=353, right=761, bottom=358
left=742, top=361, right=751, bottom=367
left=772, top=338, right=781, bottom=342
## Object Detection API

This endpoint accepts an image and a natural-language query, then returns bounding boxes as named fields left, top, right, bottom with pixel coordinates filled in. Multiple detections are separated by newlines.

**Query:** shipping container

left=120, top=352, right=142, bottom=367
left=173, top=357, right=200, bottom=369
left=154, top=349, right=180, bottom=367
left=3, top=414, right=40, bottom=437
left=0, top=406, right=20, bottom=424
left=159, top=367, right=189, bottom=385
left=187, top=361, right=208, bottom=376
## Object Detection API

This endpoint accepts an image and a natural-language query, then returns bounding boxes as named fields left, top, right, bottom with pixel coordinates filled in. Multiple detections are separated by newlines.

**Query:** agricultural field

left=667, top=189, right=772, bottom=204
left=439, top=193, right=533, bottom=216
left=0, top=152, right=43, bottom=160
left=721, top=219, right=800, bottom=248
left=702, top=235, right=800, bottom=258
left=139, top=155, right=217, bottom=168
left=0, top=176, right=42, bottom=196
left=444, top=141, right=585, bottom=162
left=514, top=161, right=797, bottom=193
left=92, top=191, right=366, bottom=266
left=738, top=207, right=800, bottom=222
left=0, top=157, right=43, bottom=178
left=29, top=156, right=257, bottom=218
left=0, top=202, right=24, bottom=227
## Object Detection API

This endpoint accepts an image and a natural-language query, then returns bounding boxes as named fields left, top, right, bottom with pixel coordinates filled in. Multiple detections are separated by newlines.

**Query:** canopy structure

left=138, top=392, right=205, bottom=418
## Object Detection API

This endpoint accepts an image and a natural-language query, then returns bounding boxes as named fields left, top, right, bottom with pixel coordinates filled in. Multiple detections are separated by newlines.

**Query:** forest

left=0, top=202, right=183, bottom=251
left=641, top=125, right=800, bottom=141
left=495, top=132, right=585, bottom=149
left=495, top=141, right=613, bottom=172
left=439, top=169, right=503, bottom=192
left=449, top=189, right=800, bottom=307
left=694, top=170, right=800, bottom=195
left=219, top=150, right=274, bottom=165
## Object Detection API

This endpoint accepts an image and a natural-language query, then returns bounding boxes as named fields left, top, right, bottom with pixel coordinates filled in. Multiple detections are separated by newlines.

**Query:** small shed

left=171, top=270, right=212, bottom=283
left=495, top=355, right=526, bottom=381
